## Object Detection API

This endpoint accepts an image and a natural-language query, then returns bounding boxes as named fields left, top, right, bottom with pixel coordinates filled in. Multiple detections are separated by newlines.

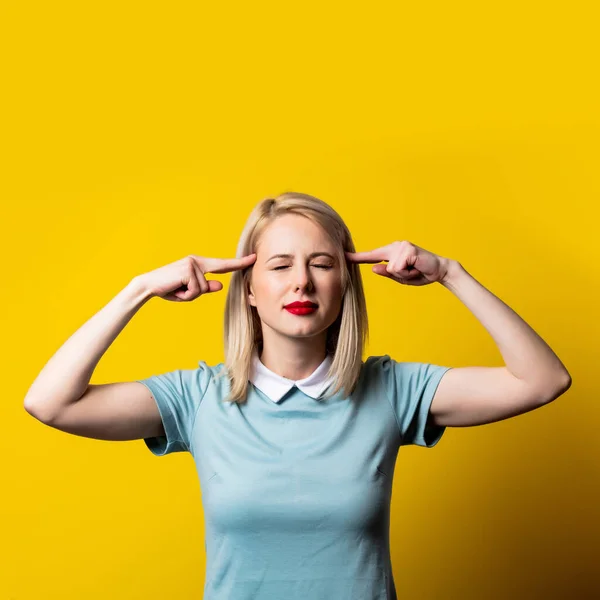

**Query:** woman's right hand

left=136, top=254, right=257, bottom=302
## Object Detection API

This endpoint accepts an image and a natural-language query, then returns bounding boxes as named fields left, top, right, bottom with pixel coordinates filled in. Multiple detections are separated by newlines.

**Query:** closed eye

left=273, top=265, right=332, bottom=271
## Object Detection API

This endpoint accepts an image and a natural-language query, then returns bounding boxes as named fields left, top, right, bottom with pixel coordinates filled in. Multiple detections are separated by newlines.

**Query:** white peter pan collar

left=249, top=348, right=334, bottom=403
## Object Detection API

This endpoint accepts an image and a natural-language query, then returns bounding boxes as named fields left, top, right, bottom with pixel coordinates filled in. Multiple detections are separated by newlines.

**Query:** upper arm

left=429, top=365, right=571, bottom=427
left=26, top=361, right=216, bottom=456
left=28, top=381, right=166, bottom=441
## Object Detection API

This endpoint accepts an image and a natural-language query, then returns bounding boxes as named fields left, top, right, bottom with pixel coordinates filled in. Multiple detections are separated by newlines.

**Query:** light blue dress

left=136, top=354, right=452, bottom=600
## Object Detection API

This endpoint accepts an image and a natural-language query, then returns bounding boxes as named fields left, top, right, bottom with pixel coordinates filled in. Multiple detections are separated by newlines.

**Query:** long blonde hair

left=215, top=191, right=369, bottom=403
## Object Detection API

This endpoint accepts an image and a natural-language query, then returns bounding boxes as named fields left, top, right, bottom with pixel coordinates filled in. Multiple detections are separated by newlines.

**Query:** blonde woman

left=25, top=191, right=571, bottom=599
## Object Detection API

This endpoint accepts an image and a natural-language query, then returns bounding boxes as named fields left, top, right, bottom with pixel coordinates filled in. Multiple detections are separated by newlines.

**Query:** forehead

left=258, top=214, right=333, bottom=251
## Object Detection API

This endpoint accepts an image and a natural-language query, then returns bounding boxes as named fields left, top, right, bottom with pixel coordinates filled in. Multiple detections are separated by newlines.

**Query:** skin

left=247, top=213, right=343, bottom=381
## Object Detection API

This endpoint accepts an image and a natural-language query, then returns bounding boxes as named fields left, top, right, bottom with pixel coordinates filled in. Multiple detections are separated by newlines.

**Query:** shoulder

left=364, top=354, right=450, bottom=391
left=363, top=354, right=390, bottom=369
left=363, top=354, right=394, bottom=374
left=193, top=360, right=228, bottom=386
left=149, top=360, right=225, bottom=396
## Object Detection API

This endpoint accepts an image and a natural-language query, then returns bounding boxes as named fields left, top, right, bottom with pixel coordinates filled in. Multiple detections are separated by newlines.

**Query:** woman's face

left=248, top=214, right=344, bottom=343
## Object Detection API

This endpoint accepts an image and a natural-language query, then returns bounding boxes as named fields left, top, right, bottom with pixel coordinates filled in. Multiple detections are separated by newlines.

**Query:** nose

left=292, top=264, right=314, bottom=292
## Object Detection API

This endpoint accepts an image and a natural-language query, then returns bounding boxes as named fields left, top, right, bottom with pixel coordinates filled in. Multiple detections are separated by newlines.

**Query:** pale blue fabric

left=136, top=355, right=452, bottom=600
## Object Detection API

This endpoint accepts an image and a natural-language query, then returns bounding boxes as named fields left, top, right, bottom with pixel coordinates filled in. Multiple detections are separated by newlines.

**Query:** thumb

left=205, top=280, right=224, bottom=293
left=372, top=264, right=389, bottom=276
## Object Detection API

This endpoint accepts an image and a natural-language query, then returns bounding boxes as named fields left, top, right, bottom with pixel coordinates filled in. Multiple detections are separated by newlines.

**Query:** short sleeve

left=375, top=354, right=453, bottom=448
left=135, top=360, right=213, bottom=456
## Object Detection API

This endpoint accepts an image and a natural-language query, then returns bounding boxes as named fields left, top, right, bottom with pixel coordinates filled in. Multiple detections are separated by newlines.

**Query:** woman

left=24, top=191, right=571, bottom=599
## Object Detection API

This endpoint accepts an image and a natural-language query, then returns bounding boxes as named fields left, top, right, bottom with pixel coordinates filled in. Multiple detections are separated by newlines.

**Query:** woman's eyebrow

left=266, top=252, right=336, bottom=263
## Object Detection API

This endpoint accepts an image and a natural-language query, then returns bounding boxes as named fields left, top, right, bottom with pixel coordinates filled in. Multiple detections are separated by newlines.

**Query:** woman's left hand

left=345, top=241, right=452, bottom=286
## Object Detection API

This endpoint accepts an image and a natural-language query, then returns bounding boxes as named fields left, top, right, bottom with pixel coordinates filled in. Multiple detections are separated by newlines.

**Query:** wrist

left=127, top=276, right=155, bottom=303
left=439, top=259, right=464, bottom=287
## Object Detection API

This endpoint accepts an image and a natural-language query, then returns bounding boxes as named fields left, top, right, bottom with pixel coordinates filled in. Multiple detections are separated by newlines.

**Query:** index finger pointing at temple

left=195, top=253, right=257, bottom=274
left=345, top=249, right=388, bottom=264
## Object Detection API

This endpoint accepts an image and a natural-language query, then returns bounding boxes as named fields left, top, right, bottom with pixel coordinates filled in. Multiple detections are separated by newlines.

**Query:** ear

left=247, top=282, right=256, bottom=307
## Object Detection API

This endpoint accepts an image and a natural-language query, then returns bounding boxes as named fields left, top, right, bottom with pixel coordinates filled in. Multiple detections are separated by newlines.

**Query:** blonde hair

left=214, top=191, right=369, bottom=403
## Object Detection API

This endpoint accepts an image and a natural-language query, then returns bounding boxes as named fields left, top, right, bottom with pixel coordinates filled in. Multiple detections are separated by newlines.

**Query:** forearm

left=24, top=277, right=154, bottom=421
left=440, top=260, right=571, bottom=391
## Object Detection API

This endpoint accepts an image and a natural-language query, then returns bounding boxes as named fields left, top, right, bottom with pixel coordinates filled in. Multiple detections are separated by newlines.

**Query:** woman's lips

left=284, top=306, right=318, bottom=315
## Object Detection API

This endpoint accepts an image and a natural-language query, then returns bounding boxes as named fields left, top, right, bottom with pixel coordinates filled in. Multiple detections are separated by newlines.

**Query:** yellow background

left=2, top=1, right=598, bottom=598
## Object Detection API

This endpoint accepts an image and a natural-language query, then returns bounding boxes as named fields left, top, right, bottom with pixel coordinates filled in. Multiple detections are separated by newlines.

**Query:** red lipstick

left=284, top=301, right=318, bottom=315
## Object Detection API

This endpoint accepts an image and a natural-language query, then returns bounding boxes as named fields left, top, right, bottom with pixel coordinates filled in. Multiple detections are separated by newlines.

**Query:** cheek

left=254, top=277, right=285, bottom=299
left=326, top=274, right=343, bottom=292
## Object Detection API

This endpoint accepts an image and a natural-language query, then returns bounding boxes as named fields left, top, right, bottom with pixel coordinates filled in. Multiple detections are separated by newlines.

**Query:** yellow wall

left=2, top=1, right=597, bottom=598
